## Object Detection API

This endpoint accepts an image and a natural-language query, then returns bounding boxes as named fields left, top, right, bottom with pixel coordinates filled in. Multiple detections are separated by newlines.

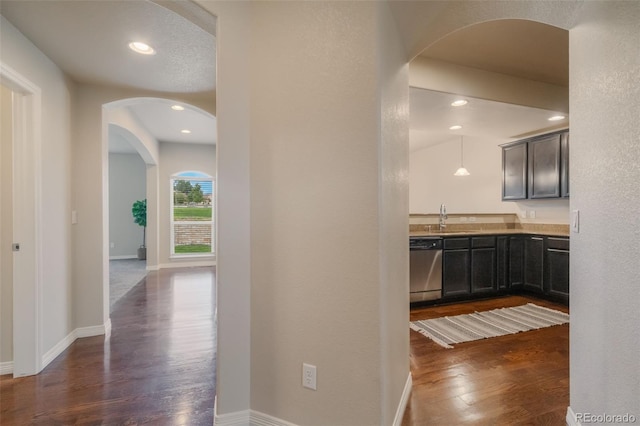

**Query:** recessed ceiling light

left=128, top=41, right=156, bottom=55
left=548, top=115, right=566, bottom=121
left=451, top=99, right=468, bottom=107
left=181, top=129, right=191, bottom=134
left=449, top=125, right=463, bottom=130
left=171, top=105, right=185, bottom=111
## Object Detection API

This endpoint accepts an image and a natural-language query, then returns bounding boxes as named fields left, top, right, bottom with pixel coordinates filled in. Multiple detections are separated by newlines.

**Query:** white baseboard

left=250, top=410, right=298, bottom=426
left=159, top=260, right=216, bottom=269
left=566, top=407, right=581, bottom=426
left=42, top=329, right=78, bottom=367
left=40, top=320, right=110, bottom=370
left=214, top=374, right=411, bottom=426
left=76, top=322, right=109, bottom=338
left=214, top=408, right=251, bottom=426
left=0, top=361, right=14, bottom=375
left=214, top=407, right=299, bottom=426
left=109, top=255, right=137, bottom=260
left=147, top=264, right=159, bottom=271
left=393, top=372, right=413, bottom=426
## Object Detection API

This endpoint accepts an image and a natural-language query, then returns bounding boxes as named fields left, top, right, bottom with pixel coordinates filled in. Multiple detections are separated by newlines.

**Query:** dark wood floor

left=0, top=267, right=216, bottom=425
left=402, top=295, right=569, bottom=426
left=2, top=272, right=568, bottom=425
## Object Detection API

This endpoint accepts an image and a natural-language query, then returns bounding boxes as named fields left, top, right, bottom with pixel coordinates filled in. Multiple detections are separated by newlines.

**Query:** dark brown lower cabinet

left=509, top=236, right=524, bottom=288
left=439, top=234, right=568, bottom=304
left=443, top=249, right=470, bottom=297
left=546, top=237, right=570, bottom=302
left=524, top=236, right=545, bottom=293
left=471, top=237, right=496, bottom=294
left=497, top=236, right=509, bottom=290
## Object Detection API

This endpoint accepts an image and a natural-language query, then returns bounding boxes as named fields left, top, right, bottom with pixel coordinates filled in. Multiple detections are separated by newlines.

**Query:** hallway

left=0, top=267, right=216, bottom=425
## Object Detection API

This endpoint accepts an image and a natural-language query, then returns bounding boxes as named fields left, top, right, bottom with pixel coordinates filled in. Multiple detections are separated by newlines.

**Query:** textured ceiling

left=1, top=0, right=217, bottom=152
left=411, top=19, right=569, bottom=151
left=410, top=89, right=568, bottom=152
left=0, top=0, right=216, bottom=93
left=420, top=19, right=568, bottom=87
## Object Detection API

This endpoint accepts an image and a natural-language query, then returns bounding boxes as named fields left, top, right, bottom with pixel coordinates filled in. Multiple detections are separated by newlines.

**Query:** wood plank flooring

left=403, top=295, right=569, bottom=426
left=0, top=267, right=216, bottom=425
left=2, top=271, right=568, bottom=425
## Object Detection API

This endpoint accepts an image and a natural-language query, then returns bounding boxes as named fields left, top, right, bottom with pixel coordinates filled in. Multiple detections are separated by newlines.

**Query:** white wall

left=108, top=153, right=146, bottom=258
left=247, top=2, right=410, bottom=424
left=0, top=16, right=75, bottom=362
left=1, top=83, right=14, bottom=364
left=158, top=142, right=216, bottom=267
left=410, top=135, right=570, bottom=223
left=569, top=1, right=640, bottom=420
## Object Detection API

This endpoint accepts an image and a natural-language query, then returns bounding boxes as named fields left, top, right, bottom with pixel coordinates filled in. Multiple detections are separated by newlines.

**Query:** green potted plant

left=132, top=199, right=147, bottom=260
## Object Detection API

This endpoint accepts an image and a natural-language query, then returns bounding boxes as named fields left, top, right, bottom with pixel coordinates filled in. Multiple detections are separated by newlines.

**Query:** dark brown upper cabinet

left=528, top=133, right=562, bottom=198
left=502, top=143, right=528, bottom=200
left=561, top=132, right=570, bottom=197
left=501, top=130, right=569, bottom=200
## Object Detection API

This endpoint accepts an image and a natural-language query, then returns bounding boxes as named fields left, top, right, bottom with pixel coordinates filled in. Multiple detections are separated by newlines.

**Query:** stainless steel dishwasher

left=409, top=237, right=443, bottom=303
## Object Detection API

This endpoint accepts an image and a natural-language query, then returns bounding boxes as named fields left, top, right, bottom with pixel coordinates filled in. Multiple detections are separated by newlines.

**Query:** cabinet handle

left=531, top=237, right=544, bottom=241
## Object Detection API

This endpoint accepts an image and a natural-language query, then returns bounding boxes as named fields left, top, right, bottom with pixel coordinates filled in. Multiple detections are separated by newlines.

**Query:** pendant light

left=454, top=135, right=470, bottom=176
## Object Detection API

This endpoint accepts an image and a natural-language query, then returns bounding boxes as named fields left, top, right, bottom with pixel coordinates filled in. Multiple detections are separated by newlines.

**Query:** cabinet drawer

left=547, top=237, right=569, bottom=250
left=472, top=236, right=496, bottom=249
left=443, top=238, right=469, bottom=250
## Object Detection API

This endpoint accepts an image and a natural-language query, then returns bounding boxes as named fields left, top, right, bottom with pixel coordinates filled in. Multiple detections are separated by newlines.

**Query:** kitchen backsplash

left=409, top=213, right=569, bottom=235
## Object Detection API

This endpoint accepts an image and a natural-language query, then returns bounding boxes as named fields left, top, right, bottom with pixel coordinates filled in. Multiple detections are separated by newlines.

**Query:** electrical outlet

left=468, top=216, right=476, bottom=222
left=460, top=217, right=468, bottom=222
left=302, top=363, right=317, bottom=390
left=110, top=242, right=115, bottom=249
left=529, top=210, right=536, bottom=219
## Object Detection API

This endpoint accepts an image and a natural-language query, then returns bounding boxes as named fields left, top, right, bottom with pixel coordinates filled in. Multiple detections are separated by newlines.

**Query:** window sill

left=170, top=253, right=215, bottom=260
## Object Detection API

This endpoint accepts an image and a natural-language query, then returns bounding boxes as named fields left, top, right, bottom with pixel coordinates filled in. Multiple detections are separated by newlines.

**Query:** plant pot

left=137, top=246, right=147, bottom=260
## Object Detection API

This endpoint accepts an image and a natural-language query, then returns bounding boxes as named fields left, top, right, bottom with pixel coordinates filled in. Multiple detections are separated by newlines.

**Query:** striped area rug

left=410, top=303, right=569, bottom=349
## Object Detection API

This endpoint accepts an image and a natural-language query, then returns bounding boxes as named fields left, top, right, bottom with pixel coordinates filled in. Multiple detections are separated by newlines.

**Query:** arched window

left=171, top=171, right=214, bottom=256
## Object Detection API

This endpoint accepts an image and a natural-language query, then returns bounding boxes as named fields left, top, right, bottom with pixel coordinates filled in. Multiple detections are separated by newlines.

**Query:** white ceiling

left=420, top=19, right=568, bottom=87
left=1, top=5, right=568, bottom=155
left=410, top=89, right=568, bottom=152
left=0, top=0, right=217, bottom=153
left=411, top=19, right=569, bottom=152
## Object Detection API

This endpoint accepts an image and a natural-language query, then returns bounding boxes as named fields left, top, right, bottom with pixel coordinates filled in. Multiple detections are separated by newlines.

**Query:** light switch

left=572, top=210, right=580, bottom=233
left=71, top=210, right=78, bottom=224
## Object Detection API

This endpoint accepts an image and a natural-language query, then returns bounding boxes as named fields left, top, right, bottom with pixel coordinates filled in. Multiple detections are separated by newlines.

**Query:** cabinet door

left=471, top=248, right=496, bottom=294
left=561, top=132, right=570, bottom=198
left=524, top=236, right=545, bottom=293
left=528, top=134, right=561, bottom=198
left=547, top=249, right=570, bottom=301
left=497, top=236, right=509, bottom=290
left=502, top=143, right=527, bottom=200
left=443, top=249, right=470, bottom=297
left=509, top=237, right=524, bottom=288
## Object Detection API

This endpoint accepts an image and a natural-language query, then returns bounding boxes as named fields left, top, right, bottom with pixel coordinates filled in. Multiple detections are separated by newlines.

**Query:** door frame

left=0, top=62, right=43, bottom=377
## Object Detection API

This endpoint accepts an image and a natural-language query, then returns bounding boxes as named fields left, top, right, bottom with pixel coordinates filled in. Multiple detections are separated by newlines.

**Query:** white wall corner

left=393, top=372, right=413, bottom=426
left=0, top=361, right=14, bottom=375
left=40, top=319, right=111, bottom=371
left=566, top=407, right=581, bottom=426
left=41, top=329, right=77, bottom=368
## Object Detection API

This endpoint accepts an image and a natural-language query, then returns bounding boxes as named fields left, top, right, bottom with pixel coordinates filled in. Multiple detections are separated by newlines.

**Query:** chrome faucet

left=439, top=204, right=448, bottom=231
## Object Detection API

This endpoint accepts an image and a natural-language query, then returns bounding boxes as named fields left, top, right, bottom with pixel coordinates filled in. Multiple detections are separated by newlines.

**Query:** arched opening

left=404, top=17, right=573, bottom=424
